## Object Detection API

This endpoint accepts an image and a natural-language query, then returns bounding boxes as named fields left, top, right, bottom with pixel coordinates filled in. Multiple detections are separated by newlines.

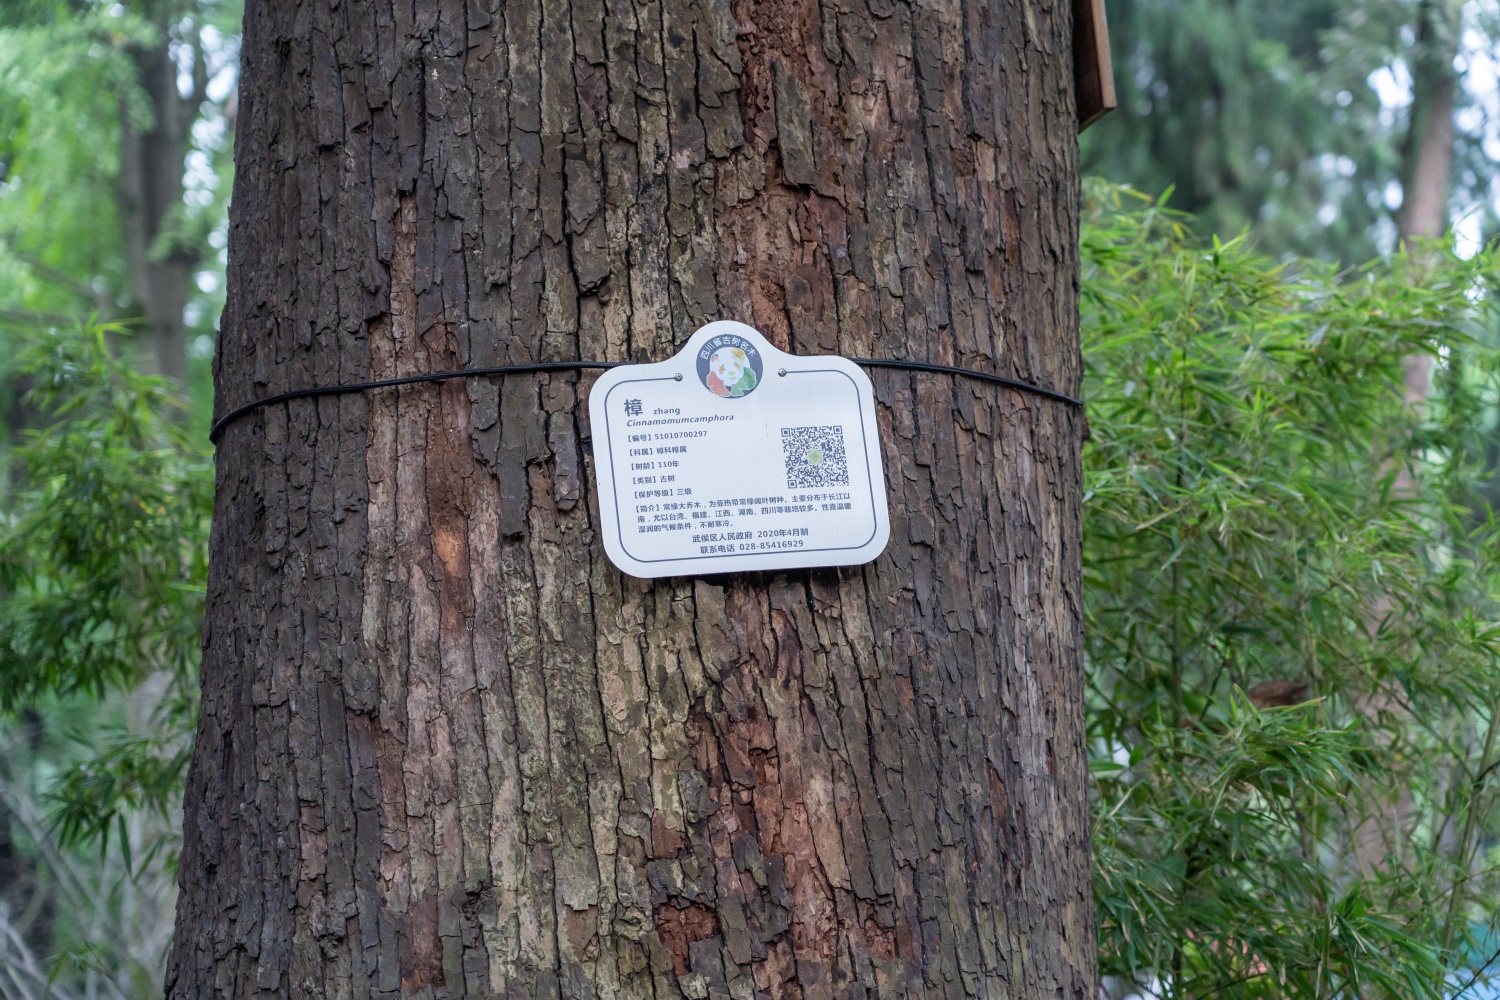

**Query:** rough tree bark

left=170, top=0, right=1092, bottom=994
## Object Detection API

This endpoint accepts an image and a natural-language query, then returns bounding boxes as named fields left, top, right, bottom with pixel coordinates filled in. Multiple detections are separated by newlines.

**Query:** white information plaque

left=588, top=321, right=890, bottom=578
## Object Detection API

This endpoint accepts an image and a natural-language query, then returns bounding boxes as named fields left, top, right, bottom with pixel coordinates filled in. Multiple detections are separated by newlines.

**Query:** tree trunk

left=1349, top=0, right=1460, bottom=880
left=1396, top=0, right=1459, bottom=247
left=117, top=3, right=206, bottom=383
left=1392, top=0, right=1460, bottom=407
left=171, top=0, right=1092, bottom=994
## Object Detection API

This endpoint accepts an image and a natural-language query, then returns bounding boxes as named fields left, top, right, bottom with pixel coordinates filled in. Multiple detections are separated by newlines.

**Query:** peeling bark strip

left=173, top=0, right=1093, bottom=993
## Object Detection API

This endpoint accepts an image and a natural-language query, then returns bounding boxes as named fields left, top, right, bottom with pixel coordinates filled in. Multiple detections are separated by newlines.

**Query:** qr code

left=781, top=426, right=850, bottom=489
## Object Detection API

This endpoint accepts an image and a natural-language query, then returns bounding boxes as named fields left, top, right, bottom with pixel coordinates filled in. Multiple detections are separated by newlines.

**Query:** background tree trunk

left=171, top=0, right=1092, bottom=994
left=1392, top=0, right=1459, bottom=408
left=117, top=0, right=209, bottom=383
left=1348, top=0, right=1459, bottom=881
left=1396, top=0, right=1460, bottom=247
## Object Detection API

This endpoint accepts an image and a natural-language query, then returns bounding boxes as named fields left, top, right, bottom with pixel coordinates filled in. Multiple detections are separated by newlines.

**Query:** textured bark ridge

left=172, top=0, right=1092, bottom=994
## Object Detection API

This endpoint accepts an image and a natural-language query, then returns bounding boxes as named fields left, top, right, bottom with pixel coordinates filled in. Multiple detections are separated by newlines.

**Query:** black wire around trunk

left=207, top=357, right=1082, bottom=444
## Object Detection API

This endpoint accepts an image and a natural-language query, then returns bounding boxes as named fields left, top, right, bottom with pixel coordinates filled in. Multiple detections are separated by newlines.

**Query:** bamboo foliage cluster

left=1083, top=182, right=1500, bottom=998
left=0, top=325, right=206, bottom=1000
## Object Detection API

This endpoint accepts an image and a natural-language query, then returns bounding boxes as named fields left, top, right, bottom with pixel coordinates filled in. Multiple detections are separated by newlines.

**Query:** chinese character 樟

left=624, top=398, right=643, bottom=416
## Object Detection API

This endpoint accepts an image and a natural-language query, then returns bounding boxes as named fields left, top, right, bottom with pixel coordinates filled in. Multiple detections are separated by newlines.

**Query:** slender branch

left=4, top=250, right=99, bottom=308
left=1442, top=694, right=1500, bottom=956
left=1450, top=942, right=1500, bottom=999
left=0, top=909, right=77, bottom=1000
left=0, top=760, right=130, bottom=1000
left=0, top=309, right=80, bottom=329
left=187, top=7, right=208, bottom=111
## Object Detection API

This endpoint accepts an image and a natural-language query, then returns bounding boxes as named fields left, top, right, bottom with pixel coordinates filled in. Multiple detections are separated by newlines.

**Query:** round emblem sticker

left=697, top=334, right=763, bottom=398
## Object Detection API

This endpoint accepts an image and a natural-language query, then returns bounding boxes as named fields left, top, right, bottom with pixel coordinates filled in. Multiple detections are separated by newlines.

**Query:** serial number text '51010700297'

left=587, top=321, right=891, bottom=579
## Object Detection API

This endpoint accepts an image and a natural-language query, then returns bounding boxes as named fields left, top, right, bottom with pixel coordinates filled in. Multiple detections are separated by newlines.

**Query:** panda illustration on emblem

left=697, top=334, right=763, bottom=398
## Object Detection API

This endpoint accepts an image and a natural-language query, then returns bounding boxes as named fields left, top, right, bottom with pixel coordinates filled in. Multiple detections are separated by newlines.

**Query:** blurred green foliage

left=0, top=3, right=231, bottom=995
left=0, top=325, right=208, bottom=860
left=0, top=323, right=208, bottom=999
left=0, top=0, right=236, bottom=412
left=1, top=325, right=209, bottom=710
left=1082, top=0, right=1499, bottom=262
